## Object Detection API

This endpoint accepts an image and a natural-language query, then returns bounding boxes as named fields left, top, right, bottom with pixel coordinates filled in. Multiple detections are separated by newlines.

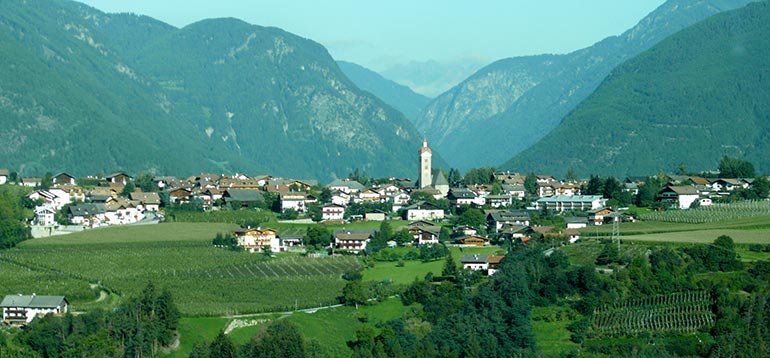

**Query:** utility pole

left=611, top=213, right=620, bottom=252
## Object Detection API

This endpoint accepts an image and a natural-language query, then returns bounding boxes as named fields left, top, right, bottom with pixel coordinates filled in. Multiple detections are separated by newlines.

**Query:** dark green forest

left=0, top=0, right=444, bottom=181
left=503, top=1, right=770, bottom=177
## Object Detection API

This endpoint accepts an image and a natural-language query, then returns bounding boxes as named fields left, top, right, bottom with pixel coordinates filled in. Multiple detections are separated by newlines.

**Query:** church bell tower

left=419, top=137, right=432, bottom=189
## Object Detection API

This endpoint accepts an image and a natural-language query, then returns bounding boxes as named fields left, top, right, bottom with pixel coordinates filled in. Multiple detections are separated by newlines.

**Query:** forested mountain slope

left=337, top=61, right=431, bottom=123
left=502, top=1, right=770, bottom=177
left=0, top=0, right=442, bottom=180
left=416, top=0, right=756, bottom=170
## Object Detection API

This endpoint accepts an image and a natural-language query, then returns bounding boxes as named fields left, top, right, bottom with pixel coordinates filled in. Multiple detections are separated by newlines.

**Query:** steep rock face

left=0, top=0, right=442, bottom=180
left=416, top=55, right=562, bottom=145
left=337, top=60, right=431, bottom=123
left=502, top=1, right=770, bottom=176
left=417, top=0, right=756, bottom=170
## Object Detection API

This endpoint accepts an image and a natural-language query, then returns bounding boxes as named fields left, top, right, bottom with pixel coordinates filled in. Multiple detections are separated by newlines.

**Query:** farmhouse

left=334, top=229, right=375, bottom=254
left=460, top=254, right=488, bottom=271
left=321, top=204, right=345, bottom=221
left=223, top=189, right=265, bottom=209
left=234, top=227, right=280, bottom=253
left=52, top=172, right=77, bottom=186
left=404, top=201, right=445, bottom=221
left=34, top=205, right=56, bottom=226
left=129, top=192, right=161, bottom=212
left=456, top=235, right=488, bottom=247
left=0, top=169, right=7, bottom=185
left=1, top=294, right=68, bottom=325
left=658, top=185, right=699, bottom=209
left=106, top=172, right=132, bottom=186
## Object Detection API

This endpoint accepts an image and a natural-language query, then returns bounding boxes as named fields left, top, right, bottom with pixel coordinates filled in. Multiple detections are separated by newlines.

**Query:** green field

left=584, top=214, right=770, bottom=236
left=0, top=223, right=359, bottom=316
left=531, top=306, right=580, bottom=357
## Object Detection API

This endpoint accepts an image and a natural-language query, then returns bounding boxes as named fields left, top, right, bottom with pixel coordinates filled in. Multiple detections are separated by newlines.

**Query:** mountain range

left=502, top=0, right=770, bottom=177
left=337, top=61, right=431, bottom=123
left=0, top=0, right=445, bottom=181
left=416, top=0, right=757, bottom=171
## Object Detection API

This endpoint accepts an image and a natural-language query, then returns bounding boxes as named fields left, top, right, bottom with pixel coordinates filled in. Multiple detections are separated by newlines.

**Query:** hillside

left=0, top=0, right=442, bottom=181
left=416, top=0, right=756, bottom=170
left=502, top=1, right=770, bottom=177
left=337, top=61, right=431, bottom=123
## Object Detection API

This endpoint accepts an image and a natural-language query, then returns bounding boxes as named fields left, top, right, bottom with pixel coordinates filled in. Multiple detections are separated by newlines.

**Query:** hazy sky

left=76, top=0, right=666, bottom=72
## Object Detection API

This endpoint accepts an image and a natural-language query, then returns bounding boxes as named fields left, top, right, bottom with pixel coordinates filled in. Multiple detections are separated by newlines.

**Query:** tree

left=394, top=230, right=412, bottom=247
left=319, top=187, right=332, bottom=204
left=676, top=161, right=688, bottom=175
left=524, top=173, right=537, bottom=197
left=246, top=321, right=307, bottom=358
left=208, top=331, right=238, bottom=358
left=135, top=172, right=156, bottom=192
left=120, top=181, right=135, bottom=197
left=447, top=168, right=462, bottom=187
left=564, top=167, right=578, bottom=182
left=441, top=251, right=458, bottom=277
left=303, top=226, right=331, bottom=250
left=584, top=175, right=604, bottom=195
left=40, top=172, right=53, bottom=190
left=342, top=280, right=368, bottom=309
left=719, top=156, right=755, bottom=178
left=455, top=208, right=485, bottom=229
left=751, top=176, right=770, bottom=199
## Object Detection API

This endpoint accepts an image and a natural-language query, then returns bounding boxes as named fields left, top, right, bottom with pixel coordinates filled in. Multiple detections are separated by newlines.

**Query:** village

left=1, top=140, right=766, bottom=273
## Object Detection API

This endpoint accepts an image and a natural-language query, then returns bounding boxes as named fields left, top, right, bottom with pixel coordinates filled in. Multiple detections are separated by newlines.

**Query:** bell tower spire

left=419, top=137, right=432, bottom=189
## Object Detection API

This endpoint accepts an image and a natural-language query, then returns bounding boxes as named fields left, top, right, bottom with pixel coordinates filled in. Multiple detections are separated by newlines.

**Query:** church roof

left=432, top=170, right=448, bottom=186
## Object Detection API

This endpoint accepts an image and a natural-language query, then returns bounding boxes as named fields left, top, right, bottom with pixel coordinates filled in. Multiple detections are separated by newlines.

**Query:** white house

left=389, top=192, right=411, bottom=212
left=34, top=205, right=57, bottom=226
left=334, top=229, right=375, bottom=254
left=104, top=200, right=144, bottom=225
left=460, top=254, right=488, bottom=271
left=280, top=193, right=307, bottom=213
left=658, top=186, right=699, bottom=209
left=533, top=195, right=606, bottom=212
left=1, top=294, right=68, bottom=325
left=321, top=204, right=345, bottom=221
left=234, top=227, right=281, bottom=253
left=404, top=201, right=445, bottom=221
left=0, top=169, right=8, bottom=185
left=28, top=189, right=71, bottom=211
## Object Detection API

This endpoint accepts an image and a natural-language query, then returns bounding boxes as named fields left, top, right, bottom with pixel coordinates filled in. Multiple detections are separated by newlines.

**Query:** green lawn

left=363, top=259, right=444, bottom=284
left=25, top=222, right=238, bottom=246
left=167, top=317, right=229, bottom=358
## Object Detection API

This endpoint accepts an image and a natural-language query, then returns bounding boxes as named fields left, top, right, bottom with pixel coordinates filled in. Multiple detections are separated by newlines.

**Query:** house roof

left=404, top=201, right=443, bottom=211
left=223, top=189, right=265, bottom=202
left=1, top=294, right=67, bottom=308
left=449, top=189, right=477, bottom=199
left=334, top=229, right=375, bottom=241
left=69, top=203, right=105, bottom=216
left=660, top=185, right=698, bottom=195
left=564, top=217, right=589, bottom=224
left=487, top=255, right=505, bottom=264
left=460, top=254, right=488, bottom=264
left=536, top=195, right=603, bottom=203
left=325, top=179, right=366, bottom=191
left=0, top=169, right=8, bottom=176
left=129, top=192, right=161, bottom=205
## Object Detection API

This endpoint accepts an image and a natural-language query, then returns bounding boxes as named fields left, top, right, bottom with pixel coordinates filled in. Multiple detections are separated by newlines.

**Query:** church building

left=418, top=138, right=449, bottom=196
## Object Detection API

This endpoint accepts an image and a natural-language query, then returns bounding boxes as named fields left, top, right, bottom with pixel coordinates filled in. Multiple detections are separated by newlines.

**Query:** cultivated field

left=0, top=223, right=360, bottom=316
